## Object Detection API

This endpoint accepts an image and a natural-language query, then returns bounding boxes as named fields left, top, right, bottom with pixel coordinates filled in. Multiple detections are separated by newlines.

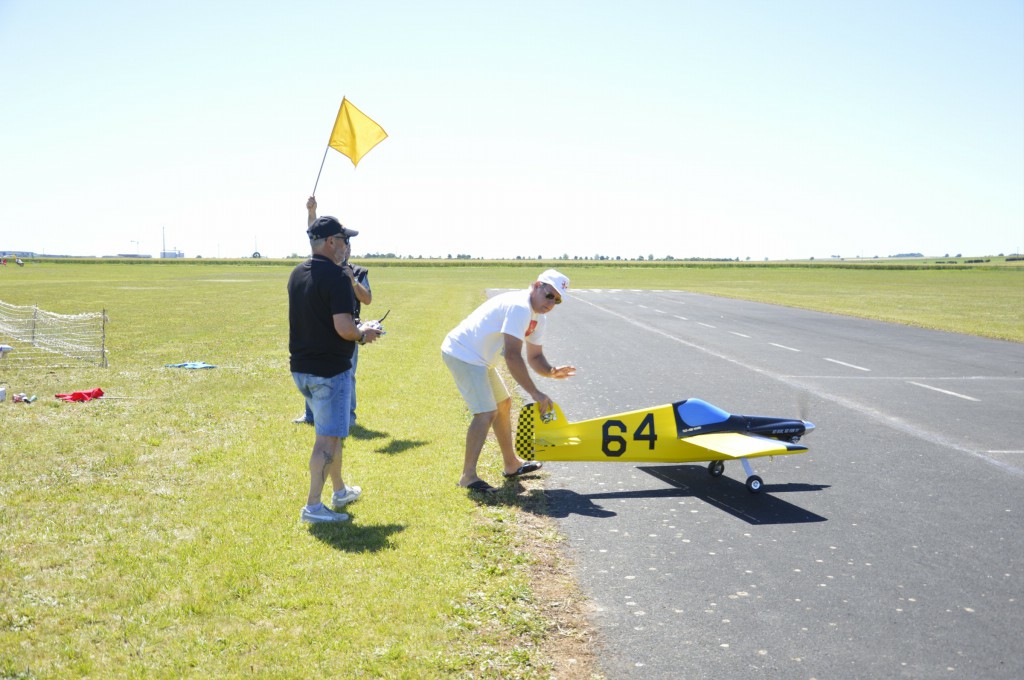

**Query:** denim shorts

left=292, top=369, right=353, bottom=438
left=441, top=352, right=509, bottom=415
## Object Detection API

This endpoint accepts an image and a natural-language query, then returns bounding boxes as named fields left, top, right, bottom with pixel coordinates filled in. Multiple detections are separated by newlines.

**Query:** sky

left=0, top=0, right=1021, bottom=261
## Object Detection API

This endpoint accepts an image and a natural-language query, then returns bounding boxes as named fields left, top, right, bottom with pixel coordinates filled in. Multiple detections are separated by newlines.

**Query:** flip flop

left=503, top=461, right=543, bottom=478
left=461, top=480, right=496, bottom=492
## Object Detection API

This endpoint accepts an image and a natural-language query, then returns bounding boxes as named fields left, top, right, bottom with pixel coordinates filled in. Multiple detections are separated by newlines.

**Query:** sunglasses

left=544, top=288, right=562, bottom=304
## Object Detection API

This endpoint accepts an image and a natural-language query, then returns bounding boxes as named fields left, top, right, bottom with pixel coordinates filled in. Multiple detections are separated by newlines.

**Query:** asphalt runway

left=511, top=288, right=1024, bottom=680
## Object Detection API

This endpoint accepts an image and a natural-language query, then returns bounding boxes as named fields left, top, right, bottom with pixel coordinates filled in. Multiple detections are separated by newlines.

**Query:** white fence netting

left=0, top=300, right=108, bottom=367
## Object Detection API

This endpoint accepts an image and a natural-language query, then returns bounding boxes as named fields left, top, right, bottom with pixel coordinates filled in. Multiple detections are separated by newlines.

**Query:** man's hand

left=533, top=392, right=554, bottom=417
left=549, top=365, right=576, bottom=379
left=358, top=323, right=384, bottom=344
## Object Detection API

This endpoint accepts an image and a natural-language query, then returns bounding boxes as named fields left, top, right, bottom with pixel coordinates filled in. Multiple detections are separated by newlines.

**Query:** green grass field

left=1, top=261, right=1021, bottom=678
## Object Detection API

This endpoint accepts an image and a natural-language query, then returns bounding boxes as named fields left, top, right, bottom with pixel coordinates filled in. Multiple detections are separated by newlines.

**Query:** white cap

left=537, top=269, right=570, bottom=298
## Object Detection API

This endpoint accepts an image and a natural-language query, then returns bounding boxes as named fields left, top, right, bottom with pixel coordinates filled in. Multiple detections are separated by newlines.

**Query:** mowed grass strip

left=0, top=261, right=1020, bottom=678
left=558, top=265, right=1024, bottom=342
left=0, top=264, right=577, bottom=678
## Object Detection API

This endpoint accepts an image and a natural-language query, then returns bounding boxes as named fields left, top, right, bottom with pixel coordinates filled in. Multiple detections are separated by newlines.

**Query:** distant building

left=160, top=250, right=185, bottom=258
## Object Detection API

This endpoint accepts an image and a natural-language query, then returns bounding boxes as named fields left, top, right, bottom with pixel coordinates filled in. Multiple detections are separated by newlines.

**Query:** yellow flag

left=328, top=98, right=388, bottom=167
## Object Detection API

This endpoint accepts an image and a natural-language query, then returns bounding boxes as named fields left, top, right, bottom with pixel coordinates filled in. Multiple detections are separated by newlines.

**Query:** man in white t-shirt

left=441, top=269, right=576, bottom=491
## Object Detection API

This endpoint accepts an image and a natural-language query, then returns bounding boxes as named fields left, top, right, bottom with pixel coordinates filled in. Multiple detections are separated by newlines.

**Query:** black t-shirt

left=288, top=254, right=356, bottom=377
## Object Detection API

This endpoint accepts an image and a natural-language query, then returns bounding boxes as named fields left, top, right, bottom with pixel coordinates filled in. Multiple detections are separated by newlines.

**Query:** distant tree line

left=353, top=253, right=741, bottom=261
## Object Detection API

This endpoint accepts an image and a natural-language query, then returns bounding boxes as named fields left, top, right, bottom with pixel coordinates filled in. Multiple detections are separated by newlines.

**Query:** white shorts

left=442, top=351, right=509, bottom=414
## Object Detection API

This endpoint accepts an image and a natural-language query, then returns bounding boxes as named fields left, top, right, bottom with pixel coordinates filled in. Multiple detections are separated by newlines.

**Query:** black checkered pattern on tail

left=515, top=403, right=536, bottom=461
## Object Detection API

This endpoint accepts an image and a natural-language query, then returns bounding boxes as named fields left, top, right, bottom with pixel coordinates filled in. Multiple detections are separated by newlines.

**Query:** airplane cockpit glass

left=677, top=398, right=730, bottom=426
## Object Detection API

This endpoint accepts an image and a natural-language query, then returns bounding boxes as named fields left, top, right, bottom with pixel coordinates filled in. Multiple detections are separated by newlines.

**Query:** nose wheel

left=707, top=458, right=765, bottom=493
left=740, top=458, right=763, bottom=493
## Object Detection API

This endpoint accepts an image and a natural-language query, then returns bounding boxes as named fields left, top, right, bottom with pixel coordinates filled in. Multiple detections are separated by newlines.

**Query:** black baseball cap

left=307, top=216, right=359, bottom=240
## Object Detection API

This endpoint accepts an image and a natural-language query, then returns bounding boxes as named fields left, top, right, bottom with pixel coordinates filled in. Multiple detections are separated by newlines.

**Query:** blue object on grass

left=164, top=362, right=217, bottom=369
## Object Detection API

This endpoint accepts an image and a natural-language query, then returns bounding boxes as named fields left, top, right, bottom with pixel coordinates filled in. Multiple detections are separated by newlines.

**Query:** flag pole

left=312, top=144, right=330, bottom=196
left=312, top=97, right=347, bottom=196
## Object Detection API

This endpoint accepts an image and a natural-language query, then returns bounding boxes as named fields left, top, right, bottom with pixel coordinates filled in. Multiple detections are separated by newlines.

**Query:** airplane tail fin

left=515, top=402, right=567, bottom=460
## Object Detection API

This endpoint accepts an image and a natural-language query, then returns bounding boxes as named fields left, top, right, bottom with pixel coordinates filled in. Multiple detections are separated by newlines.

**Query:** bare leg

left=492, top=397, right=525, bottom=474
left=307, top=434, right=344, bottom=506
left=460, top=410, right=496, bottom=486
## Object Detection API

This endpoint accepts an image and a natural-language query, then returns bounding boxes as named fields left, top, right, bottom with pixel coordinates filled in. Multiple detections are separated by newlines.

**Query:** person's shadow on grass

left=307, top=522, right=405, bottom=552
left=375, top=438, right=428, bottom=455
left=350, top=423, right=387, bottom=440
left=461, top=476, right=618, bottom=519
left=350, top=423, right=429, bottom=456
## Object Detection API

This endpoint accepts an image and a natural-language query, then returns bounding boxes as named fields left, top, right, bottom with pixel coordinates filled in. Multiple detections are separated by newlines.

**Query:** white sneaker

left=301, top=504, right=349, bottom=523
left=331, top=485, right=362, bottom=509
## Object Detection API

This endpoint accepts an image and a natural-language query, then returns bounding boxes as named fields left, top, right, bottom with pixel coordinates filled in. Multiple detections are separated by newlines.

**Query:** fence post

left=101, top=309, right=108, bottom=367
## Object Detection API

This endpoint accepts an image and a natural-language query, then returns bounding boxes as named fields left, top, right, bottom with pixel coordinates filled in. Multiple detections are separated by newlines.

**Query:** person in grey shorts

left=441, top=269, right=576, bottom=492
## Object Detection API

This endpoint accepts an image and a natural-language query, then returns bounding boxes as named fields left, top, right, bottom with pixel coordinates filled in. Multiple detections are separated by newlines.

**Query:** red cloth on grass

left=55, top=388, right=104, bottom=402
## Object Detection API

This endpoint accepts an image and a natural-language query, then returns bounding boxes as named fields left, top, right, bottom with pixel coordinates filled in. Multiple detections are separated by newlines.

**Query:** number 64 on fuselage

left=514, top=398, right=815, bottom=493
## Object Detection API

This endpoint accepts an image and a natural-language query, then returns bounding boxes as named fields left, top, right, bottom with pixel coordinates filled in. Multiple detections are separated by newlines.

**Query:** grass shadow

left=374, top=438, right=428, bottom=455
left=459, top=475, right=584, bottom=515
left=307, top=522, right=406, bottom=552
left=470, top=473, right=618, bottom=518
left=348, top=422, right=429, bottom=455
left=350, top=423, right=388, bottom=440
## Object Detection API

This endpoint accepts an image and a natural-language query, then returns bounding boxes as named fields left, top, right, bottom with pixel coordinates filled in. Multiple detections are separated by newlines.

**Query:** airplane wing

left=684, top=432, right=807, bottom=457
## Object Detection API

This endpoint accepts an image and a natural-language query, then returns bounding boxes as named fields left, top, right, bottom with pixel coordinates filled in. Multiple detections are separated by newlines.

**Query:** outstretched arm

left=525, top=341, right=576, bottom=379
left=306, top=196, right=317, bottom=227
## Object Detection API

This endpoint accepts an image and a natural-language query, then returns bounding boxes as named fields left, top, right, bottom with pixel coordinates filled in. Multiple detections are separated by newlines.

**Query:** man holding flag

left=293, top=195, right=373, bottom=427
left=289, top=215, right=384, bottom=523
left=289, top=97, right=388, bottom=523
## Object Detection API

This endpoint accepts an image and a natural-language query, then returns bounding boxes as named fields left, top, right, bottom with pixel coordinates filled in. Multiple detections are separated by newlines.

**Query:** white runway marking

left=569, top=291, right=1024, bottom=477
left=770, top=343, right=801, bottom=352
left=673, top=315, right=688, bottom=321
left=908, top=381, right=980, bottom=402
left=730, top=332, right=751, bottom=338
left=698, top=322, right=716, bottom=328
left=824, top=358, right=871, bottom=371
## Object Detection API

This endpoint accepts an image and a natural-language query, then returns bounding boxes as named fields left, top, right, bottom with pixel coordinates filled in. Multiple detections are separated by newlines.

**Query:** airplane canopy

left=675, top=398, right=730, bottom=427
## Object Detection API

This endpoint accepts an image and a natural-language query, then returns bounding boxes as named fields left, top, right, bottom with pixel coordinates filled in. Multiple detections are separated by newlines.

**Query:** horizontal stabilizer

left=536, top=436, right=581, bottom=447
left=685, top=432, right=806, bottom=458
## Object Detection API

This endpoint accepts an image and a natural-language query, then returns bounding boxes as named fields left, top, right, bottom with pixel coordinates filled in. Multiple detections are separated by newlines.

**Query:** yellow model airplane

left=515, top=399, right=815, bottom=493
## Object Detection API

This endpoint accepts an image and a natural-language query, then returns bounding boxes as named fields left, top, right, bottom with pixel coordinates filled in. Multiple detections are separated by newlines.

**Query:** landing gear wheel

left=746, top=475, right=763, bottom=494
left=708, top=461, right=725, bottom=477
